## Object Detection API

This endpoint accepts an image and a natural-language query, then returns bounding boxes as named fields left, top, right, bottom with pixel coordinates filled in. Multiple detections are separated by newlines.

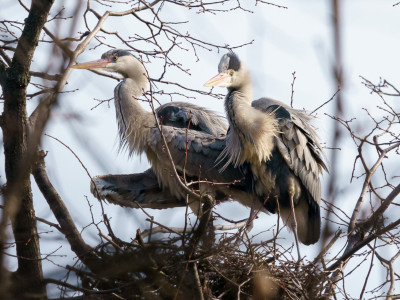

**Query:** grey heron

left=71, top=50, right=259, bottom=213
left=205, top=53, right=328, bottom=252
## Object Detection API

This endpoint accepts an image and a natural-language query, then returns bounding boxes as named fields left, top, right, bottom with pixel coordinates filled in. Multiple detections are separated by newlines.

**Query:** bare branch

left=32, top=150, right=100, bottom=270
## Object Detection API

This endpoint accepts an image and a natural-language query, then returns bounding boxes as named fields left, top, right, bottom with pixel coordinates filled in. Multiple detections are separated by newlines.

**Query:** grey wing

left=91, top=168, right=251, bottom=209
left=157, top=102, right=228, bottom=136
left=253, top=97, right=327, bottom=168
left=90, top=169, right=186, bottom=209
left=148, top=126, right=244, bottom=183
left=253, top=98, right=328, bottom=205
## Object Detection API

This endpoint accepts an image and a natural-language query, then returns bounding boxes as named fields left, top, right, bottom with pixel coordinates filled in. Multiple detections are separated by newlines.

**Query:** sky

left=1, top=0, right=400, bottom=298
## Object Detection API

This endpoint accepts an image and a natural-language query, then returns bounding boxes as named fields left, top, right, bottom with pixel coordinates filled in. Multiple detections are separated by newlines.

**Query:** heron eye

left=229, top=70, right=234, bottom=76
left=113, top=56, right=118, bottom=62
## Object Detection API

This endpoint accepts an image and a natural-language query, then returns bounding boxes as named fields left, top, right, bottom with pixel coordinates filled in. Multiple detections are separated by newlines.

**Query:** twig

left=32, top=150, right=100, bottom=271
left=99, top=232, right=124, bottom=252
left=349, top=142, right=400, bottom=233
left=313, top=229, right=342, bottom=264
left=311, top=89, right=340, bottom=114
left=328, top=217, right=400, bottom=272
left=44, top=134, right=101, bottom=200
left=290, top=71, right=296, bottom=107
left=140, top=220, right=247, bottom=238
left=0, top=204, right=61, bottom=231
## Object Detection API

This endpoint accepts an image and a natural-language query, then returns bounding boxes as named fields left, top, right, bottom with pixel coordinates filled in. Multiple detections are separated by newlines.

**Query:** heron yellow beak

left=204, top=72, right=231, bottom=87
left=71, top=58, right=111, bottom=70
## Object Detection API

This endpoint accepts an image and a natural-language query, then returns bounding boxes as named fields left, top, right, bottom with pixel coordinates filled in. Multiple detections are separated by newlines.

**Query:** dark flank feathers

left=252, top=98, right=326, bottom=245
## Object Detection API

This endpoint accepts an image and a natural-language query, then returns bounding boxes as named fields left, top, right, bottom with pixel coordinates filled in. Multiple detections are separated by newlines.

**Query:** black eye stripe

left=101, top=49, right=131, bottom=60
left=227, top=53, right=240, bottom=71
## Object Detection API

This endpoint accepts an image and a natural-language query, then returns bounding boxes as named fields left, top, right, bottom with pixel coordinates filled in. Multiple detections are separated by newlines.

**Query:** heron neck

left=114, top=77, right=154, bottom=155
left=225, top=90, right=253, bottom=144
left=124, top=64, right=150, bottom=92
left=225, top=81, right=275, bottom=165
left=225, top=76, right=254, bottom=142
left=115, top=77, right=150, bottom=116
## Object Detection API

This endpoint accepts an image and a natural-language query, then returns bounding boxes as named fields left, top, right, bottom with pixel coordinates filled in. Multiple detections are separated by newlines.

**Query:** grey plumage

left=252, top=98, right=328, bottom=207
left=91, top=169, right=181, bottom=209
left=73, top=49, right=327, bottom=248
left=157, top=102, right=227, bottom=136
left=72, top=50, right=255, bottom=213
left=205, top=53, right=328, bottom=246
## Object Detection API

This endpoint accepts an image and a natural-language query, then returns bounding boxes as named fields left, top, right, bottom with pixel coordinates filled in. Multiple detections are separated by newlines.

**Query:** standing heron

left=71, top=49, right=260, bottom=213
left=205, top=53, right=328, bottom=254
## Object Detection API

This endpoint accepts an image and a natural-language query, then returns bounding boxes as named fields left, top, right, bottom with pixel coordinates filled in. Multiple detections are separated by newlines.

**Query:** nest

left=61, top=216, right=331, bottom=300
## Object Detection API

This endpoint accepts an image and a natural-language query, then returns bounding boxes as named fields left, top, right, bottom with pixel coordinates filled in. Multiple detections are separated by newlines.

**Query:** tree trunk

left=0, top=0, right=54, bottom=298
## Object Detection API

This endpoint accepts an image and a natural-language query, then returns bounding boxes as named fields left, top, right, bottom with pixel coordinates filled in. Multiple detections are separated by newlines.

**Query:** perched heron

left=205, top=53, right=328, bottom=253
left=71, top=49, right=259, bottom=213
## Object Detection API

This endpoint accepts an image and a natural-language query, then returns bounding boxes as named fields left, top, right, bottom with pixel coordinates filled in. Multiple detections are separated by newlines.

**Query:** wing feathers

left=254, top=98, right=327, bottom=206
left=147, top=126, right=241, bottom=182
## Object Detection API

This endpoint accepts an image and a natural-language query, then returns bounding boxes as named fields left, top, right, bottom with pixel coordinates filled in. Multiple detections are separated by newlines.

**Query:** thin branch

left=328, top=218, right=400, bottom=271
left=349, top=142, right=400, bottom=233
left=32, top=150, right=100, bottom=271
left=290, top=71, right=296, bottom=107
left=359, top=183, right=400, bottom=233
left=311, top=88, right=340, bottom=114
left=0, top=204, right=61, bottom=231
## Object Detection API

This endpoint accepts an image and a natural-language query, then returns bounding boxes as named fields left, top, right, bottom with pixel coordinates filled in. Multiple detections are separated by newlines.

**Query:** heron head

left=204, top=52, right=244, bottom=88
left=71, top=49, right=142, bottom=78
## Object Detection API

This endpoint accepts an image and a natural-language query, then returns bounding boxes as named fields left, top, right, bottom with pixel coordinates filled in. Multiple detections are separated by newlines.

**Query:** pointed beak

left=204, top=72, right=231, bottom=87
left=71, top=58, right=112, bottom=70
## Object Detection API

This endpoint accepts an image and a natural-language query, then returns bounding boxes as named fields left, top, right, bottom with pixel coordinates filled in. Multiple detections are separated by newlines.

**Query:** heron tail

left=280, top=198, right=321, bottom=245
left=302, top=204, right=321, bottom=245
left=90, top=169, right=186, bottom=209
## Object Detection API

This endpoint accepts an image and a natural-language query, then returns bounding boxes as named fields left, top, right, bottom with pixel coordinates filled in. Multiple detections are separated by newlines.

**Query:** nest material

left=64, top=227, right=330, bottom=300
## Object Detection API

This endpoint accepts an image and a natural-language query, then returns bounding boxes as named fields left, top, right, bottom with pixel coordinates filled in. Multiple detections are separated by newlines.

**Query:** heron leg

left=289, top=192, right=302, bottom=263
left=245, top=205, right=257, bottom=233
